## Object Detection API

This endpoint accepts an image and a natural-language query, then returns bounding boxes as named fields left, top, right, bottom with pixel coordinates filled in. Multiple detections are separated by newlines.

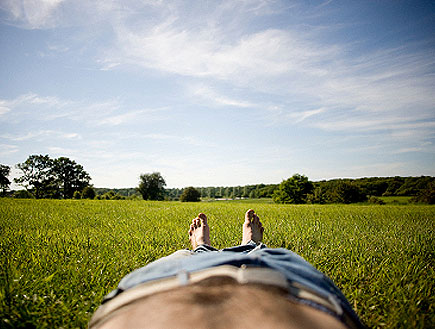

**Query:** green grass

left=0, top=199, right=433, bottom=328
left=378, top=196, right=412, bottom=205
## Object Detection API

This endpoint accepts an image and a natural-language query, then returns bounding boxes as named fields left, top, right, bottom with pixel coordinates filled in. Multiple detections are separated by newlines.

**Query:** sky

left=0, top=0, right=434, bottom=189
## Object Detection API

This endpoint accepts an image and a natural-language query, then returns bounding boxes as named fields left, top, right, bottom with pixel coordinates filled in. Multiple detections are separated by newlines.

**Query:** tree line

left=99, top=173, right=434, bottom=204
left=162, top=175, right=434, bottom=204
left=1, top=156, right=433, bottom=204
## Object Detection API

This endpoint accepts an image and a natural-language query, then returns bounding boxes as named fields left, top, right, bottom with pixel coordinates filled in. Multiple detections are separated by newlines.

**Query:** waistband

left=89, top=264, right=358, bottom=329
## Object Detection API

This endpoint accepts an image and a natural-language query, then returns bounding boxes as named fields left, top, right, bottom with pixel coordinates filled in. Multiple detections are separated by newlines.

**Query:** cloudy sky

left=1, top=0, right=434, bottom=188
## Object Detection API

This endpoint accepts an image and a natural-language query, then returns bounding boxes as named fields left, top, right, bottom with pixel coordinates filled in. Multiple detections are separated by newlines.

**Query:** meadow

left=0, top=199, right=433, bottom=328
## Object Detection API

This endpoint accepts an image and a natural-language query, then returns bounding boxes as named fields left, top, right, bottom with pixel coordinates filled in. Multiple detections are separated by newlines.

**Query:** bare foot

left=188, top=213, right=211, bottom=249
left=242, top=209, right=264, bottom=245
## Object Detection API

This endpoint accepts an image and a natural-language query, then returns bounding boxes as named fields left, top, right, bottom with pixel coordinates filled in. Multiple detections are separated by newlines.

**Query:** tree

left=324, top=180, right=367, bottom=204
left=180, top=187, right=201, bottom=202
left=0, top=164, right=11, bottom=195
left=273, top=174, right=314, bottom=204
left=137, top=172, right=166, bottom=200
left=82, top=186, right=96, bottom=199
left=13, top=190, right=34, bottom=198
left=14, top=155, right=91, bottom=199
left=73, top=191, right=81, bottom=199
left=14, top=155, right=57, bottom=198
left=411, top=182, right=435, bottom=204
left=52, top=157, right=91, bottom=198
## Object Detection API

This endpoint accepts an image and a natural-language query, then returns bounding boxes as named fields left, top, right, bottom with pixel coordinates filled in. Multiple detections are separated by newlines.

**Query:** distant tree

left=73, top=191, right=81, bottom=199
left=249, top=190, right=258, bottom=199
left=242, top=186, right=249, bottom=198
left=14, top=155, right=91, bottom=199
left=307, top=186, right=326, bottom=204
left=411, top=182, right=435, bottom=204
left=101, top=191, right=116, bottom=200
left=382, top=177, right=404, bottom=196
left=325, top=181, right=367, bottom=204
left=0, top=164, right=11, bottom=195
left=13, top=190, right=34, bottom=199
left=180, top=187, right=201, bottom=202
left=14, top=155, right=57, bottom=198
left=52, top=157, right=91, bottom=198
left=137, top=172, right=166, bottom=200
left=273, top=174, right=314, bottom=204
left=368, top=196, right=385, bottom=205
left=81, top=186, right=96, bottom=199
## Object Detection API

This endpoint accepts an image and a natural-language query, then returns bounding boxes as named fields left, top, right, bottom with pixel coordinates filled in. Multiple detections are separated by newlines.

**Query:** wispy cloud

left=0, top=92, right=66, bottom=109
left=0, top=93, right=148, bottom=126
left=288, top=108, right=325, bottom=123
left=97, top=108, right=166, bottom=126
left=189, top=85, right=255, bottom=108
left=0, top=0, right=65, bottom=29
left=1, top=0, right=434, bottom=185
left=94, top=1, right=434, bottom=140
left=0, top=143, right=19, bottom=156
left=0, top=130, right=81, bottom=141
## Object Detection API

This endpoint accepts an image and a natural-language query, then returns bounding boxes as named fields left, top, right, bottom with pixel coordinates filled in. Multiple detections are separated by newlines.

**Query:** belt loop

left=327, top=294, right=343, bottom=315
left=177, top=270, right=189, bottom=286
left=237, top=265, right=248, bottom=284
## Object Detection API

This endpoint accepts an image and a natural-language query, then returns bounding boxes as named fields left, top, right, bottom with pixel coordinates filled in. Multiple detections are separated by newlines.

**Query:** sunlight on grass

left=0, top=199, right=433, bottom=328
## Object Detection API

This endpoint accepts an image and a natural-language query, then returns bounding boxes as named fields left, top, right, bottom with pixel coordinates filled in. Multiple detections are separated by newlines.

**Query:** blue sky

left=1, top=0, right=434, bottom=188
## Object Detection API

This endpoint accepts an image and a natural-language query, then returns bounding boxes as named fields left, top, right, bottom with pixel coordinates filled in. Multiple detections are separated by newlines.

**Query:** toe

left=245, top=209, right=254, bottom=222
left=198, top=213, right=207, bottom=226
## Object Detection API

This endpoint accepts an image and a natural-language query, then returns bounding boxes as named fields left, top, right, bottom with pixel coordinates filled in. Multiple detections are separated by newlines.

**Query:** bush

left=411, top=182, right=435, bottom=204
left=81, top=186, right=96, bottom=199
left=368, top=196, right=385, bottom=205
left=100, top=191, right=125, bottom=200
left=13, top=190, right=35, bottom=199
left=73, top=191, right=81, bottom=199
left=180, top=187, right=201, bottom=202
left=324, top=181, right=367, bottom=204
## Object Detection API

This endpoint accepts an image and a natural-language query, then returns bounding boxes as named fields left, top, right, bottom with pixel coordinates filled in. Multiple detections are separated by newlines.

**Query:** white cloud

left=0, top=92, right=66, bottom=109
left=288, top=108, right=325, bottom=123
left=190, top=85, right=255, bottom=108
left=97, top=108, right=165, bottom=126
left=0, top=130, right=81, bottom=142
left=94, top=1, right=434, bottom=143
left=393, top=147, right=424, bottom=154
left=0, top=93, right=130, bottom=124
left=1, top=0, right=434, bottom=186
left=0, top=144, right=19, bottom=156
left=0, top=106, right=11, bottom=116
left=0, top=0, right=65, bottom=29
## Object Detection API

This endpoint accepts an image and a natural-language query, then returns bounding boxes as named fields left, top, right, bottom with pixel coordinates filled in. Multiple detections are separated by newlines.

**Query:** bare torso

left=96, top=278, right=349, bottom=329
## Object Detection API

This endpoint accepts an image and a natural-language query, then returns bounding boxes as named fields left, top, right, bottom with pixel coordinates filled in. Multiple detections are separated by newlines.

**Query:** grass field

left=378, top=196, right=412, bottom=205
left=0, top=199, right=433, bottom=328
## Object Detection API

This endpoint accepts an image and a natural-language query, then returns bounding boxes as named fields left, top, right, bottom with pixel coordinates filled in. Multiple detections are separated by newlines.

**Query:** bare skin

left=94, top=210, right=350, bottom=329
left=188, top=213, right=210, bottom=249
left=242, top=209, right=264, bottom=245
left=189, top=209, right=264, bottom=249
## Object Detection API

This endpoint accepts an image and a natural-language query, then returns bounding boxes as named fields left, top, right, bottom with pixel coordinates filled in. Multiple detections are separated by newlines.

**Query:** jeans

left=103, top=242, right=364, bottom=328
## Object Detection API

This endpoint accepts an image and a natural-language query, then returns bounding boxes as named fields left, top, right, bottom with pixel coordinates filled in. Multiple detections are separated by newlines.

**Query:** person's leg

left=189, top=213, right=218, bottom=252
left=221, top=209, right=266, bottom=253
left=242, top=208, right=264, bottom=245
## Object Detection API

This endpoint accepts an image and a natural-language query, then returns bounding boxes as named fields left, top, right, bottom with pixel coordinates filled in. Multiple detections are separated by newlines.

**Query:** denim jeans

left=103, top=242, right=364, bottom=328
